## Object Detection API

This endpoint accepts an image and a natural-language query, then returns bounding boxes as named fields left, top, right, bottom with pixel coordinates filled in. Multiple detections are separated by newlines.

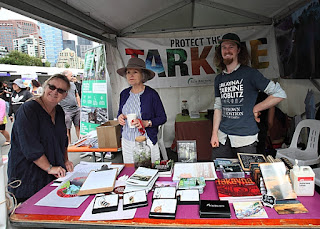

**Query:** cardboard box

left=96, top=120, right=121, bottom=148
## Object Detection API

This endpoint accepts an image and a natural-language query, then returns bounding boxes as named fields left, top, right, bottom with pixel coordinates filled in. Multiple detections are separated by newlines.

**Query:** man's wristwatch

left=148, top=120, right=152, bottom=127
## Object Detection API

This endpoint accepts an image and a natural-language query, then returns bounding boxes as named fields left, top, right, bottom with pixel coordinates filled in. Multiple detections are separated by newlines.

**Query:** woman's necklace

left=39, top=97, right=55, bottom=123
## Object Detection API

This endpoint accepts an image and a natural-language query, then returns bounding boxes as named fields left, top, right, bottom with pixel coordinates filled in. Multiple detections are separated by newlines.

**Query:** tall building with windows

left=0, top=46, right=9, bottom=58
left=56, top=48, right=83, bottom=69
left=13, top=34, right=46, bottom=59
left=39, top=22, right=63, bottom=66
left=0, top=20, right=39, bottom=51
left=63, top=40, right=76, bottom=53
left=77, top=36, right=93, bottom=59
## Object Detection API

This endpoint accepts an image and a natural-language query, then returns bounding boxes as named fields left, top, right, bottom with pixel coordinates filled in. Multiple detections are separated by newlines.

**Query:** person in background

left=30, top=79, right=43, bottom=96
left=7, top=74, right=74, bottom=203
left=60, top=70, right=81, bottom=144
left=117, top=57, right=167, bottom=163
left=72, top=76, right=82, bottom=98
left=255, top=92, right=275, bottom=155
left=1, top=81, right=12, bottom=115
left=0, top=97, right=10, bottom=146
left=8, top=79, right=33, bottom=122
left=211, top=33, right=287, bottom=159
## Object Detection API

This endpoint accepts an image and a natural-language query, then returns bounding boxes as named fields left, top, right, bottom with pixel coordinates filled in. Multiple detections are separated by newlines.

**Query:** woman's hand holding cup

left=126, top=113, right=137, bottom=128
left=118, top=114, right=127, bottom=126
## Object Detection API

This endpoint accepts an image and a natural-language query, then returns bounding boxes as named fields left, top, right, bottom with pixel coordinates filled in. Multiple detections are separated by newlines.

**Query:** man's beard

left=223, top=58, right=233, bottom=66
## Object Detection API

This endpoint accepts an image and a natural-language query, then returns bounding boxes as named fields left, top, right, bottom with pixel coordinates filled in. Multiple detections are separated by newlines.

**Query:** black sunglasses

left=47, top=84, right=67, bottom=94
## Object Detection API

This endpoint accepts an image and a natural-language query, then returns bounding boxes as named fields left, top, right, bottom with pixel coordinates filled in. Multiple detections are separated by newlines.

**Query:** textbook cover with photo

left=274, top=200, right=308, bottom=214
left=215, top=178, right=262, bottom=203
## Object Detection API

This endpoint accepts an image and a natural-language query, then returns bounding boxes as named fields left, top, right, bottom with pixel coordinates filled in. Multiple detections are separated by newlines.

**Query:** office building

left=13, top=34, right=46, bottom=59
left=0, top=46, right=9, bottom=58
left=63, top=40, right=76, bottom=53
left=56, top=48, right=83, bottom=69
left=0, top=20, right=39, bottom=51
left=76, top=36, right=93, bottom=59
left=39, top=22, right=63, bottom=66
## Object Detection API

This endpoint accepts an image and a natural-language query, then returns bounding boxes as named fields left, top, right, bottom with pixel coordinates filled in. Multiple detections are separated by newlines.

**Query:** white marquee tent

left=0, top=0, right=318, bottom=147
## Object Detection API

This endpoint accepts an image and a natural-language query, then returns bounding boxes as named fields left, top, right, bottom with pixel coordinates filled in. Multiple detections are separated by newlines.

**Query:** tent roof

left=0, top=0, right=312, bottom=45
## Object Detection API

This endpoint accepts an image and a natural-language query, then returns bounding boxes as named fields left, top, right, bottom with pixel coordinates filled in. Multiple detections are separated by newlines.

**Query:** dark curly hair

left=214, top=43, right=250, bottom=71
left=31, top=79, right=41, bottom=87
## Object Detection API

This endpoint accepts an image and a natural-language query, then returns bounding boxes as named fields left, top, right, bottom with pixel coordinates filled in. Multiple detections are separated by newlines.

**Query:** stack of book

left=152, top=160, right=174, bottom=177
left=124, top=167, right=159, bottom=193
left=215, top=178, right=262, bottom=203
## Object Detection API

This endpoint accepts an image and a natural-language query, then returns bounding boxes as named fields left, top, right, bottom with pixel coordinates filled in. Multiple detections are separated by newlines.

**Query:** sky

left=0, top=7, right=98, bottom=46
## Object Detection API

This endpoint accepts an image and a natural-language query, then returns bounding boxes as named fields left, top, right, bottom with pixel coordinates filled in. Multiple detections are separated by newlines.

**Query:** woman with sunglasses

left=7, top=74, right=74, bottom=203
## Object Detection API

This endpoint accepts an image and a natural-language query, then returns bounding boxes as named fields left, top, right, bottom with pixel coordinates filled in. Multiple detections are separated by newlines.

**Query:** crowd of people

left=4, top=32, right=288, bottom=203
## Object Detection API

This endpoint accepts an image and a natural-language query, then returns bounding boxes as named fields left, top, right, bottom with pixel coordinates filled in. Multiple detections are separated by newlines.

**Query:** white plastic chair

left=276, top=119, right=320, bottom=166
left=157, top=125, right=168, bottom=160
left=313, top=167, right=320, bottom=187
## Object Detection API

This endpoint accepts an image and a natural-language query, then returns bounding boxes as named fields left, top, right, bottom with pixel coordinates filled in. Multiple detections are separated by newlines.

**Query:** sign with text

left=80, top=45, right=108, bottom=135
left=117, top=26, right=279, bottom=88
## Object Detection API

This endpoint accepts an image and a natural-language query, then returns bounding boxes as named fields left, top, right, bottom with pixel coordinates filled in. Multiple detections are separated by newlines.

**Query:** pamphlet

left=173, top=162, right=217, bottom=181
left=126, top=167, right=158, bottom=186
left=233, top=201, right=268, bottom=219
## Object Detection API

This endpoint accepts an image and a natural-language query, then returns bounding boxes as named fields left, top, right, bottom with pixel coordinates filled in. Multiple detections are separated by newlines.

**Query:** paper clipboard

left=77, top=169, right=117, bottom=196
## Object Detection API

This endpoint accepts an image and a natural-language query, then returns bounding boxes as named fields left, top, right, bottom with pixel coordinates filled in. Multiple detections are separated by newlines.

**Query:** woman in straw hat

left=117, top=57, right=167, bottom=163
left=7, top=74, right=74, bottom=203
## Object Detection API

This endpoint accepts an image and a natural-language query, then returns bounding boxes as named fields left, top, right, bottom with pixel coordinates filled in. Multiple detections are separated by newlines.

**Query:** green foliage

left=0, top=50, right=43, bottom=66
left=45, top=61, right=51, bottom=67
left=64, top=63, right=70, bottom=68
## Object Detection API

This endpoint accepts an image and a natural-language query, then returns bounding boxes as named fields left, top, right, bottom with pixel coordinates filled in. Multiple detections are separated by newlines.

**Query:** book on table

left=152, top=160, right=174, bottom=177
left=173, top=162, right=217, bottom=181
left=199, top=200, right=231, bottom=218
left=233, top=201, right=268, bottom=219
left=215, top=178, right=262, bottom=203
left=259, top=162, right=297, bottom=200
left=126, top=167, right=158, bottom=186
left=124, top=173, right=159, bottom=193
left=273, top=199, right=308, bottom=214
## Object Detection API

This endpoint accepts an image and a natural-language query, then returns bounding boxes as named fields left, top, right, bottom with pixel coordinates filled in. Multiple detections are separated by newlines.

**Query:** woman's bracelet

left=46, top=164, right=53, bottom=173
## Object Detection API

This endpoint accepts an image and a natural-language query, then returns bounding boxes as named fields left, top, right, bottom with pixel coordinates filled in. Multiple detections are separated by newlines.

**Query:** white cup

left=126, top=113, right=137, bottom=128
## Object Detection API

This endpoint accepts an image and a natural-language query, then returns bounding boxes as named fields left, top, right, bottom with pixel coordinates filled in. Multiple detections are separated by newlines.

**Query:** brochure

left=126, top=167, right=158, bottom=186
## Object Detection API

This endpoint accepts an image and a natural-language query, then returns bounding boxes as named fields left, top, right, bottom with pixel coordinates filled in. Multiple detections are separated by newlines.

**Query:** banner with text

left=80, top=45, right=108, bottom=135
left=117, top=26, right=279, bottom=88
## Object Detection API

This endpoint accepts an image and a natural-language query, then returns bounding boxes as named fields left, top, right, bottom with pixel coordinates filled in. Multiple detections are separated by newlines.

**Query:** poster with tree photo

left=177, top=140, right=197, bottom=162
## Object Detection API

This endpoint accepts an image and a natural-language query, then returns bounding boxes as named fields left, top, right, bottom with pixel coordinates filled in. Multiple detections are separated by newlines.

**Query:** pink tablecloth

left=15, top=166, right=320, bottom=219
